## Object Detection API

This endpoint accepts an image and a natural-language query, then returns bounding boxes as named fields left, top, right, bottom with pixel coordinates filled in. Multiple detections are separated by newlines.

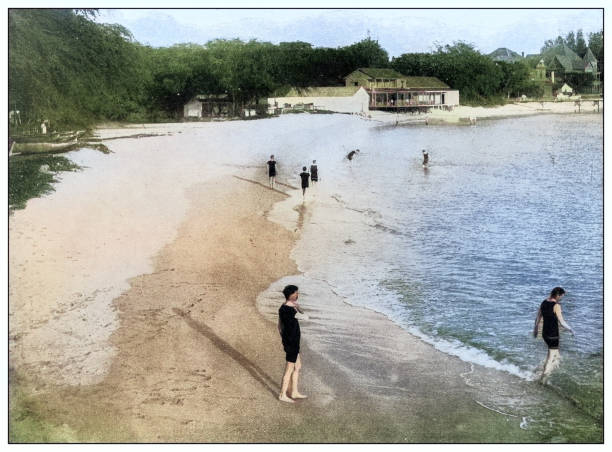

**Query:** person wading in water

left=310, top=160, right=318, bottom=185
left=533, top=287, right=575, bottom=383
left=267, top=155, right=277, bottom=188
left=299, top=166, right=310, bottom=199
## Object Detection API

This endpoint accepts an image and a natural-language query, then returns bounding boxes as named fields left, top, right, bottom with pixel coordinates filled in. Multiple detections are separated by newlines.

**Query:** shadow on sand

left=173, top=308, right=279, bottom=397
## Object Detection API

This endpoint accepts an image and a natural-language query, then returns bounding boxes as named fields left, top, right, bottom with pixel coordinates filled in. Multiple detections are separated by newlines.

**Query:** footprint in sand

left=192, top=369, right=212, bottom=380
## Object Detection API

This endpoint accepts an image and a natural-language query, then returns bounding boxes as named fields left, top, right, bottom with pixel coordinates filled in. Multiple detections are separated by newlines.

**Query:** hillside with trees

left=8, top=9, right=604, bottom=134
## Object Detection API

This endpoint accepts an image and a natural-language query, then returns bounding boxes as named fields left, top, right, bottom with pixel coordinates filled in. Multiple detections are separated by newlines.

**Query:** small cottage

left=184, top=94, right=234, bottom=119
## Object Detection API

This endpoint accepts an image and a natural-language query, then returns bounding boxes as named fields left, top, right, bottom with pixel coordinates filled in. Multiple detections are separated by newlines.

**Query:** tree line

left=8, top=9, right=604, bottom=133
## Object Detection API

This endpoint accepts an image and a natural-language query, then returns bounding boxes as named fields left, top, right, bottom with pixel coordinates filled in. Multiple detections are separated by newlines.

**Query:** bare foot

left=279, top=394, right=295, bottom=403
left=290, top=393, right=308, bottom=399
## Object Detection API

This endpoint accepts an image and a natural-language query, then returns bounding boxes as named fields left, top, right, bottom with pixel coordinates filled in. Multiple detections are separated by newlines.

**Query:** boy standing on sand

left=299, top=166, right=310, bottom=198
left=533, top=287, right=575, bottom=383
left=267, top=155, right=277, bottom=188
left=278, top=285, right=307, bottom=403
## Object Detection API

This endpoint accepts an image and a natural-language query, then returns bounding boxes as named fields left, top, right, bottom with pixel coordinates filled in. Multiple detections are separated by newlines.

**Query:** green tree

left=9, top=9, right=150, bottom=130
left=575, top=29, right=588, bottom=57
left=498, top=61, right=531, bottom=98
left=565, top=31, right=576, bottom=52
left=341, top=37, right=389, bottom=69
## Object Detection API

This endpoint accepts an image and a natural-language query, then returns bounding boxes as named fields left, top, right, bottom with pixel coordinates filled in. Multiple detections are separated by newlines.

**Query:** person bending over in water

left=278, top=285, right=307, bottom=403
left=347, top=149, right=360, bottom=160
left=533, top=287, right=575, bottom=383
left=267, top=155, right=277, bottom=188
left=310, top=160, right=318, bottom=184
left=299, top=166, right=310, bottom=198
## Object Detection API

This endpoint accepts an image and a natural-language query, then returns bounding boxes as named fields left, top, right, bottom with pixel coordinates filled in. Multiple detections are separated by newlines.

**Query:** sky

left=94, top=6, right=604, bottom=57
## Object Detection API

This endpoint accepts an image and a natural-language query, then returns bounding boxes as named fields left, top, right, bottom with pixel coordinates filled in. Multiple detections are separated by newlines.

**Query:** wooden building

left=184, top=94, right=234, bottom=119
left=344, top=68, right=459, bottom=111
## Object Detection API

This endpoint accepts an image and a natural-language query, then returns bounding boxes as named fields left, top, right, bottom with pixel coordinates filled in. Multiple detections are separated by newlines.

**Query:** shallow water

left=259, top=113, right=602, bottom=440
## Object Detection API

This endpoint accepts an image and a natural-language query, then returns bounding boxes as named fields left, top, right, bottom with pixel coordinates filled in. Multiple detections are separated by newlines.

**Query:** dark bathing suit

left=300, top=172, right=310, bottom=188
left=267, top=160, right=276, bottom=177
left=310, top=165, right=318, bottom=181
left=540, top=299, right=559, bottom=349
left=278, top=304, right=300, bottom=363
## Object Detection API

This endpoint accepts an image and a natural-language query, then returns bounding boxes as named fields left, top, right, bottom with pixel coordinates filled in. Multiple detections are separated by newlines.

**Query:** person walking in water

left=310, top=160, right=318, bottom=185
left=299, top=166, right=310, bottom=198
left=267, top=155, right=277, bottom=188
left=533, top=287, right=575, bottom=382
left=278, top=285, right=307, bottom=403
left=422, top=149, right=429, bottom=168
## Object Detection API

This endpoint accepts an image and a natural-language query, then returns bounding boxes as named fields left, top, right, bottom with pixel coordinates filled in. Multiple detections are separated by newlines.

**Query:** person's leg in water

left=279, top=361, right=295, bottom=403
left=302, top=186, right=306, bottom=198
left=288, top=354, right=307, bottom=399
left=541, top=348, right=561, bottom=383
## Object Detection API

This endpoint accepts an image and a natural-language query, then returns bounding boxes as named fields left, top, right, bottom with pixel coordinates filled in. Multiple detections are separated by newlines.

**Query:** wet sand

left=8, top=121, right=594, bottom=442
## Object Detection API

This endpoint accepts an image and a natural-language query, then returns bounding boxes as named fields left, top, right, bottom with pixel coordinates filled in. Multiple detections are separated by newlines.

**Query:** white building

left=268, top=86, right=370, bottom=114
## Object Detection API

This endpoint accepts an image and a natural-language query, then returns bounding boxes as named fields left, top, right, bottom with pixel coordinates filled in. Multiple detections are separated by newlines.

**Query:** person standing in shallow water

left=310, top=160, right=318, bottom=185
left=533, top=287, right=575, bottom=382
left=278, top=285, right=307, bottom=403
left=422, top=149, right=429, bottom=168
left=299, top=166, right=310, bottom=198
left=267, top=155, right=277, bottom=188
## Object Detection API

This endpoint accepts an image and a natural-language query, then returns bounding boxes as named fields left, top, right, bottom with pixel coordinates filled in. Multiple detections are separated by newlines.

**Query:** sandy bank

left=366, top=99, right=602, bottom=125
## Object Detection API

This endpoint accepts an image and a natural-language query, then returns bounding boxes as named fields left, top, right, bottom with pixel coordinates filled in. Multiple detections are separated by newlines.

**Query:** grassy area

left=9, top=372, right=79, bottom=443
left=9, top=370, right=134, bottom=443
left=8, top=153, right=81, bottom=211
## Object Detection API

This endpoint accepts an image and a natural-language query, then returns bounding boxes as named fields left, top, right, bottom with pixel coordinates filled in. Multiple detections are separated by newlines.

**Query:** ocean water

left=259, top=112, right=602, bottom=439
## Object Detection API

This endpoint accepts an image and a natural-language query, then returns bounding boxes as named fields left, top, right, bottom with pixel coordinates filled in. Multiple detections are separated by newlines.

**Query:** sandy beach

left=8, top=114, right=599, bottom=442
left=365, top=99, right=602, bottom=125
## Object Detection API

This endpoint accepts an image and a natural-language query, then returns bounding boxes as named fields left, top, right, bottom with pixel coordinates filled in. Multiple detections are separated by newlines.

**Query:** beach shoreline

left=8, top=118, right=602, bottom=442
left=364, top=99, right=602, bottom=125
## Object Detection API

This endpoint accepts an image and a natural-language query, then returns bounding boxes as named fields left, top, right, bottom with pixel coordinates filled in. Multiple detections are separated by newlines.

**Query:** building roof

left=348, top=68, right=407, bottom=79
left=195, top=94, right=229, bottom=100
left=488, top=48, right=523, bottom=63
left=345, top=68, right=450, bottom=89
left=583, top=47, right=597, bottom=64
left=541, top=44, right=584, bottom=72
left=277, top=86, right=363, bottom=97
left=401, top=77, right=450, bottom=89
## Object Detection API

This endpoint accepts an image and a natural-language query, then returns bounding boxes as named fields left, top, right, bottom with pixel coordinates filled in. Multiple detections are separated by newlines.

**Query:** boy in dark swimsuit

left=299, top=166, right=310, bottom=198
left=533, top=287, right=574, bottom=382
left=267, top=155, right=277, bottom=188
left=310, top=160, right=318, bottom=184
left=422, top=149, right=429, bottom=168
left=278, top=285, right=307, bottom=403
